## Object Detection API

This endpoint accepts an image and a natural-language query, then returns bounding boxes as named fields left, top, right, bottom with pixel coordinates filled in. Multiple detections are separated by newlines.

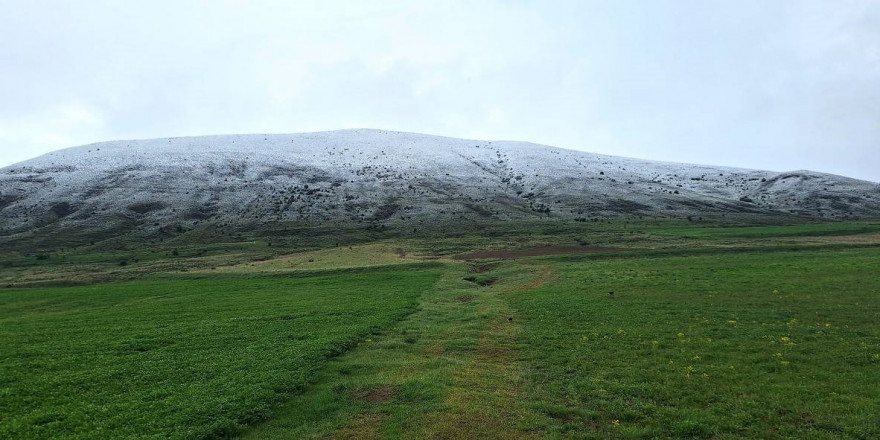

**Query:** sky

left=1, top=0, right=878, bottom=181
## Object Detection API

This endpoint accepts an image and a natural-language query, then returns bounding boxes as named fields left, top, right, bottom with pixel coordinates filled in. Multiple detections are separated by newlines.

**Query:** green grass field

left=0, top=222, right=877, bottom=438
left=0, top=266, right=442, bottom=438
left=511, top=249, right=880, bottom=438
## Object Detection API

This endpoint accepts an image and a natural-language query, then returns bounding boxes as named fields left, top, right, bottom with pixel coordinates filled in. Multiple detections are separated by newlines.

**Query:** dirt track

left=452, top=245, right=622, bottom=260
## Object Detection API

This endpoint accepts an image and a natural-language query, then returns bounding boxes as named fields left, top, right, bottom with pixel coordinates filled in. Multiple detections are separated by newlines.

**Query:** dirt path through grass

left=415, top=262, right=556, bottom=438
left=238, top=261, right=556, bottom=439
left=453, top=245, right=622, bottom=260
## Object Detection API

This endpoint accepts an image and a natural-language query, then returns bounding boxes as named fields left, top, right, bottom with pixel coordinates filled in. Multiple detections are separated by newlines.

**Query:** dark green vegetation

left=646, top=221, right=880, bottom=238
left=0, top=267, right=441, bottom=438
left=0, top=221, right=878, bottom=439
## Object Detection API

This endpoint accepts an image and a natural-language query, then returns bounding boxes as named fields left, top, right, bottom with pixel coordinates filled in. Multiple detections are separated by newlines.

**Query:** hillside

left=1, top=129, right=878, bottom=248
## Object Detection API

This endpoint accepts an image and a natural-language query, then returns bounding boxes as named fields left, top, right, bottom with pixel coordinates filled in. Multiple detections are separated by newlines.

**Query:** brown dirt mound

left=453, top=245, right=622, bottom=260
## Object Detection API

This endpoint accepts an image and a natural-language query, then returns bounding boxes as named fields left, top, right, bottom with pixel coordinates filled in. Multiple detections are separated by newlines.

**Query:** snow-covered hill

left=1, top=129, right=878, bottom=247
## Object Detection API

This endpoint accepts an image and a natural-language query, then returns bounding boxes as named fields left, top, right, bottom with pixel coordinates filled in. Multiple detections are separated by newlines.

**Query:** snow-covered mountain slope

left=1, top=129, right=878, bottom=246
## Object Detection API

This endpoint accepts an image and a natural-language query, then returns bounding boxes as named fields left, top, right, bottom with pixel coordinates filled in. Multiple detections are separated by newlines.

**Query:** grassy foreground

left=511, top=248, right=880, bottom=438
left=0, top=221, right=878, bottom=438
left=0, top=266, right=441, bottom=438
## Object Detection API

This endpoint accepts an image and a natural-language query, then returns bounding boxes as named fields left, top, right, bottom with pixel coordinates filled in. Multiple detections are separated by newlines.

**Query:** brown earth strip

left=453, top=245, right=623, bottom=260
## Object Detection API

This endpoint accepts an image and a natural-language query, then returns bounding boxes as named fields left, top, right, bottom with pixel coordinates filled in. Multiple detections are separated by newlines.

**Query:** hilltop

left=1, top=129, right=878, bottom=249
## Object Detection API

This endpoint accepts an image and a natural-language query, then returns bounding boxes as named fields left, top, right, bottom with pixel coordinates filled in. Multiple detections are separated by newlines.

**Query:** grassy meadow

left=0, top=221, right=877, bottom=438
left=0, top=266, right=442, bottom=438
left=511, top=248, right=880, bottom=438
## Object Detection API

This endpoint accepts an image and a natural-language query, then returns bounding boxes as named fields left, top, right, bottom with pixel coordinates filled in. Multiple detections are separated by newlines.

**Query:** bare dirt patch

left=352, top=384, right=395, bottom=405
left=453, top=245, right=623, bottom=260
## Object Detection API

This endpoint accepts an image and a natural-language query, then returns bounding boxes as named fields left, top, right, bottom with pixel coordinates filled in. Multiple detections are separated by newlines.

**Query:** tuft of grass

left=462, top=275, right=499, bottom=286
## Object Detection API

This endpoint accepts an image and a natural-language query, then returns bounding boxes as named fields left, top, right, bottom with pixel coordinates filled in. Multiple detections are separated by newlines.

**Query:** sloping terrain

left=1, top=129, right=878, bottom=248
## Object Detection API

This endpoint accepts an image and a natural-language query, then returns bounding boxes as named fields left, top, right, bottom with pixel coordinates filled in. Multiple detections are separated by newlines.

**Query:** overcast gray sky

left=1, top=0, right=878, bottom=181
